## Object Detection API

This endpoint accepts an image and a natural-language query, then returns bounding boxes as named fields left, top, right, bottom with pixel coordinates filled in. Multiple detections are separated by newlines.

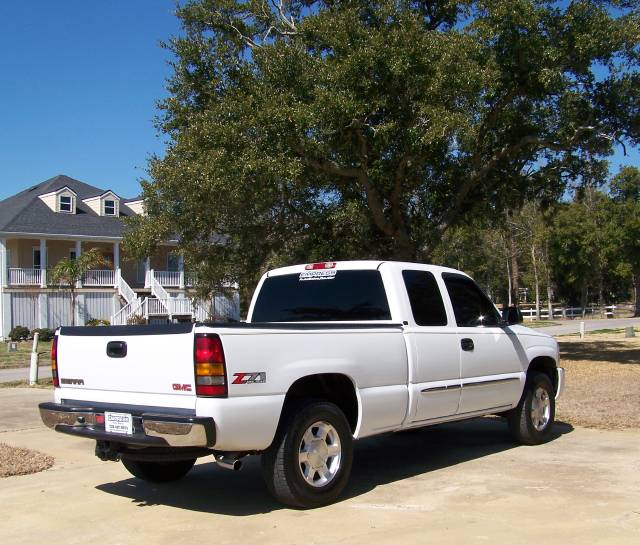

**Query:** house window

left=69, top=250, right=77, bottom=261
left=167, top=254, right=180, bottom=272
left=59, top=195, right=72, bottom=213
left=33, top=248, right=41, bottom=270
left=104, top=199, right=116, bottom=216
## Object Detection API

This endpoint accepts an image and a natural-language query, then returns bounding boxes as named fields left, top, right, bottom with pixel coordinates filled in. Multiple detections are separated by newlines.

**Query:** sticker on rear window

left=299, top=270, right=337, bottom=281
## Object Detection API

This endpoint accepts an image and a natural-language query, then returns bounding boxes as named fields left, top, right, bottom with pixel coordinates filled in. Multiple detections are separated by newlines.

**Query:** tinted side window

left=252, top=270, right=391, bottom=322
left=443, top=273, right=501, bottom=327
left=402, top=270, right=447, bottom=326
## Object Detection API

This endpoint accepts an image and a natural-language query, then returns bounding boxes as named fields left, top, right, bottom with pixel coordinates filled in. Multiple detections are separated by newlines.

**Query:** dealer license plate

left=104, top=412, right=133, bottom=435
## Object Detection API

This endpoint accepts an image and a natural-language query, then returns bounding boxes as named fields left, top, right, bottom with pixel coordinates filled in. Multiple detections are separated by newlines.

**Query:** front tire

left=121, top=458, right=196, bottom=483
left=508, top=372, right=555, bottom=445
left=261, top=401, right=353, bottom=508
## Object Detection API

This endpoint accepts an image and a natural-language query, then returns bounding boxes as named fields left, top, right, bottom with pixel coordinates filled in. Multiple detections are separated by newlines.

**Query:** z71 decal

left=232, top=372, right=267, bottom=385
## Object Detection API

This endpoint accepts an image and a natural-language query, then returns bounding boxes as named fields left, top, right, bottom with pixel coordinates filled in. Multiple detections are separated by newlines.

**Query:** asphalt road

left=0, top=389, right=638, bottom=544
left=0, top=365, right=51, bottom=383
left=531, top=316, right=640, bottom=336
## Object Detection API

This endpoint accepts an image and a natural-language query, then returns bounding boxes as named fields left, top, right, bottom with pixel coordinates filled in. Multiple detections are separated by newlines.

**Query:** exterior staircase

left=110, top=269, right=210, bottom=325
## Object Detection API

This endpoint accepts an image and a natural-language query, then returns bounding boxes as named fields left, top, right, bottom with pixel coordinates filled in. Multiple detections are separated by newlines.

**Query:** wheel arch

left=527, top=355, right=558, bottom=392
left=280, top=373, right=360, bottom=435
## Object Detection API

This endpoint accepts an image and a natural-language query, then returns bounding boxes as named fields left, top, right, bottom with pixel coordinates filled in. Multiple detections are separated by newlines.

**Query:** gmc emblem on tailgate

left=232, top=372, right=267, bottom=385
left=172, top=383, right=192, bottom=392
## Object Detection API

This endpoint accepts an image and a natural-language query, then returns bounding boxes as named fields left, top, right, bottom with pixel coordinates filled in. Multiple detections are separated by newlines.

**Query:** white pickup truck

left=40, top=261, right=564, bottom=507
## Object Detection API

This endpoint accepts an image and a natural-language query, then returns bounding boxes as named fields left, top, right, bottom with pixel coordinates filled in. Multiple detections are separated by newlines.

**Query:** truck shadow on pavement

left=96, top=417, right=573, bottom=516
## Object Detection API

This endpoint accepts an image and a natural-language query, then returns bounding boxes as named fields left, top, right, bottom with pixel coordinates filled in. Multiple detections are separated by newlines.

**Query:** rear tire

left=121, top=458, right=196, bottom=483
left=261, top=401, right=353, bottom=508
left=508, top=372, right=555, bottom=445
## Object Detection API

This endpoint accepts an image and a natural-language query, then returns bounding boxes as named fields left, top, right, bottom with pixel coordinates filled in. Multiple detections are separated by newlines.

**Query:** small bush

left=9, top=326, right=30, bottom=341
left=127, top=315, right=147, bottom=325
left=31, top=328, right=55, bottom=342
left=85, top=319, right=110, bottom=327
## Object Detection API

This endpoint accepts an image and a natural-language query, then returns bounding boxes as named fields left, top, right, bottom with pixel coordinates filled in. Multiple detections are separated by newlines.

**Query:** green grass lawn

left=0, top=341, right=52, bottom=369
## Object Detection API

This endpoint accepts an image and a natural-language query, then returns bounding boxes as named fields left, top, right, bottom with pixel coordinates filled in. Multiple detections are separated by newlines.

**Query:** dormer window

left=40, top=186, right=77, bottom=213
left=59, top=195, right=73, bottom=213
left=82, top=190, right=120, bottom=216
left=104, top=199, right=116, bottom=216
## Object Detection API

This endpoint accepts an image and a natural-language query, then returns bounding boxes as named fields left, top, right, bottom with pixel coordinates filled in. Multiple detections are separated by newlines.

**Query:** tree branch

left=444, top=125, right=608, bottom=229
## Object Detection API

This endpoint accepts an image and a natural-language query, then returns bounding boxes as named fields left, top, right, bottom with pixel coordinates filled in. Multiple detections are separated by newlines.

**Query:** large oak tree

left=126, top=0, right=640, bottom=295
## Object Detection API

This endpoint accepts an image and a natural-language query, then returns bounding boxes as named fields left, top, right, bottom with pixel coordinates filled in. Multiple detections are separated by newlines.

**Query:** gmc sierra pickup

left=40, top=261, right=564, bottom=508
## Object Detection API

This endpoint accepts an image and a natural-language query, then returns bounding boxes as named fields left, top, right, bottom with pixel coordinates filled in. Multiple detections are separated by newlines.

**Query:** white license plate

left=104, top=412, right=133, bottom=435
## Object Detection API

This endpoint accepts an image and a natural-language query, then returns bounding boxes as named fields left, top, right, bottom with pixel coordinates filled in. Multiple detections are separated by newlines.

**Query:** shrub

left=9, top=326, right=30, bottom=341
left=85, top=319, right=110, bottom=327
left=127, top=315, right=147, bottom=325
left=31, top=328, right=55, bottom=342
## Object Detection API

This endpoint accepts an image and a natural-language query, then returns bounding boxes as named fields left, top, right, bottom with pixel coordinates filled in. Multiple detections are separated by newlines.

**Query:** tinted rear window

left=251, top=270, right=392, bottom=322
left=402, top=270, right=448, bottom=326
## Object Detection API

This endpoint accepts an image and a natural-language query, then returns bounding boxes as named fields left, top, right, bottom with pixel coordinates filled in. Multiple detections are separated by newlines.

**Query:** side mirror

left=502, top=306, right=523, bottom=325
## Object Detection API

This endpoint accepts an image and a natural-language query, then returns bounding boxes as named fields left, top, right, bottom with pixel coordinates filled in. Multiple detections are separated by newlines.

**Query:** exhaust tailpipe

left=215, top=455, right=243, bottom=471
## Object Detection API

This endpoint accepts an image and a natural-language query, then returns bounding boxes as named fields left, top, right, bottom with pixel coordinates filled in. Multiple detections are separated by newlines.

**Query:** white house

left=0, top=175, right=239, bottom=338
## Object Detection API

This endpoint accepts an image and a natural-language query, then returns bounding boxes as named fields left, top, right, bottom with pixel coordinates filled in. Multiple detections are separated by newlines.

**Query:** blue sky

left=0, top=0, right=179, bottom=200
left=0, top=1, right=637, bottom=201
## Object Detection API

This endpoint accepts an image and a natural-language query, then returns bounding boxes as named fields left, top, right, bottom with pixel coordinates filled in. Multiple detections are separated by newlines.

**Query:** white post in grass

left=29, top=331, right=40, bottom=386
left=579, top=321, right=585, bottom=339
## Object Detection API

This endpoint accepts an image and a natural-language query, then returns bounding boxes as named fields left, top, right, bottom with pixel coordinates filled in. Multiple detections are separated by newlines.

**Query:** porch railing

left=83, top=269, right=116, bottom=287
left=8, top=268, right=43, bottom=286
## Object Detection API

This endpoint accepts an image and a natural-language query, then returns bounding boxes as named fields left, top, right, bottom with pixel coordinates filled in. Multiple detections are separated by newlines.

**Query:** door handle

left=460, top=338, right=474, bottom=351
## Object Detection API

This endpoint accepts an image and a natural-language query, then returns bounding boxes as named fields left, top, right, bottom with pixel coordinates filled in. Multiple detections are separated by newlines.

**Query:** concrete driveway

left=0, top=388, right=638, bottom=545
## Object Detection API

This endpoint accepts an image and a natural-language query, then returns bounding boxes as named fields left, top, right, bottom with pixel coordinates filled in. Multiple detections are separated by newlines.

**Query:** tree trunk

left=507, top=227, right=520, bottom=305
left=581, top=284, right=588, bottom=318
left=506, top=258, right=512, bottom=307
left=531, top=244, right=540, bottom=320
left=633, top=273, right=640, bottom=318
left=544, top=240, right=553, bottom=320
left=70, top=289, right=76, bottom=327
left=393, top=237, right=418, bottom=262
left=598, top=272, right=605, bottom=318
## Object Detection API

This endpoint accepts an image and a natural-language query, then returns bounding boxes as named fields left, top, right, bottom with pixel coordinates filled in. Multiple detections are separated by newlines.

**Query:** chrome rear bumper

left=39, top=402, right=215, bottom=448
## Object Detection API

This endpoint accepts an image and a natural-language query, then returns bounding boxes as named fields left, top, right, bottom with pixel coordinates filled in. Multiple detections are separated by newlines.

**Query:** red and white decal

left=232, top=372, right=267, bottom=385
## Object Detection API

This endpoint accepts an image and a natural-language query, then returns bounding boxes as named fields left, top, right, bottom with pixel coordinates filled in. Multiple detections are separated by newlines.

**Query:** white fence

left=521, top=306, right=617, bottom=320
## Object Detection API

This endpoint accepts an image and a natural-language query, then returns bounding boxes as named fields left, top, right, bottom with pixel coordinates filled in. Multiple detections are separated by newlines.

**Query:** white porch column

left=75, top=240, right=82, bottom=288
left=144, top=257, right=151, bottom=288
left=0, top=238, right=7, bottom=288
left=113, top=242, right=120, bottom=270
left=0, top=238, right=6, bottom=339
left=38, top=293, right=48, bottom=329
left=113, top=242, right=120, bottom=289
left=39, top=239, right=47, bottom=288
left=178, top=254, right=185, bottom=290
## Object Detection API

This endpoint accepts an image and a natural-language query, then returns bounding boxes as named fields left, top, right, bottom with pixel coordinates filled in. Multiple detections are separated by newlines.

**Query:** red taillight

left=305, top=262, right=336, bottom=270
left=51, top=336, right=59, bottom=387
left=194, top=334, right=227, bottom=397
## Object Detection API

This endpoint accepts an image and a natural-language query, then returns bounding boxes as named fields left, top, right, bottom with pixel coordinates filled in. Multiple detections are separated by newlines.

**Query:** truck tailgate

left=56, top=324, right=196, bottom=399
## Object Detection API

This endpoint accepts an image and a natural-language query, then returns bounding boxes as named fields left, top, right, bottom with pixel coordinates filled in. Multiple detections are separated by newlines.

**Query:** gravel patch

left=0, top=443, right=54, bottom=478
left=556, top=334, right=640, bottom=429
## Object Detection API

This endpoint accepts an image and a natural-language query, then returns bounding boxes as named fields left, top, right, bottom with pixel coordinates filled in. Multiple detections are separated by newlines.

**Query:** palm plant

left=49, top=248, right=106, bottom=326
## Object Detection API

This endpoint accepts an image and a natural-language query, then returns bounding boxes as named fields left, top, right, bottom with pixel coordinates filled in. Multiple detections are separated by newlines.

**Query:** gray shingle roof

left=0, top=175, right=137, bottom=238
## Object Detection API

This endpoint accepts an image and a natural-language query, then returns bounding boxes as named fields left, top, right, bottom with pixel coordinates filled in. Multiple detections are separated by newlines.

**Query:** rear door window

left=443, top=273, right=501, bottom=327
left=402, top=270, right=448, bottom=326
left=251, top=270, right=391, bottom=322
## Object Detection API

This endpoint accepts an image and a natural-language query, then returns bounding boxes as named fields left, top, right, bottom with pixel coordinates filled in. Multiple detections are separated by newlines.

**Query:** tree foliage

left=126, top=0, right=640, bottom=298
left=49, top=249, right=106, bottom=326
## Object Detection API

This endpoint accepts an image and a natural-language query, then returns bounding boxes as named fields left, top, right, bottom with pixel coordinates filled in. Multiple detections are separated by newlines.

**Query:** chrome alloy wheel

left=531, top=386, right=551, bottom=431
left=298, top=421, right=342, bottom=487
